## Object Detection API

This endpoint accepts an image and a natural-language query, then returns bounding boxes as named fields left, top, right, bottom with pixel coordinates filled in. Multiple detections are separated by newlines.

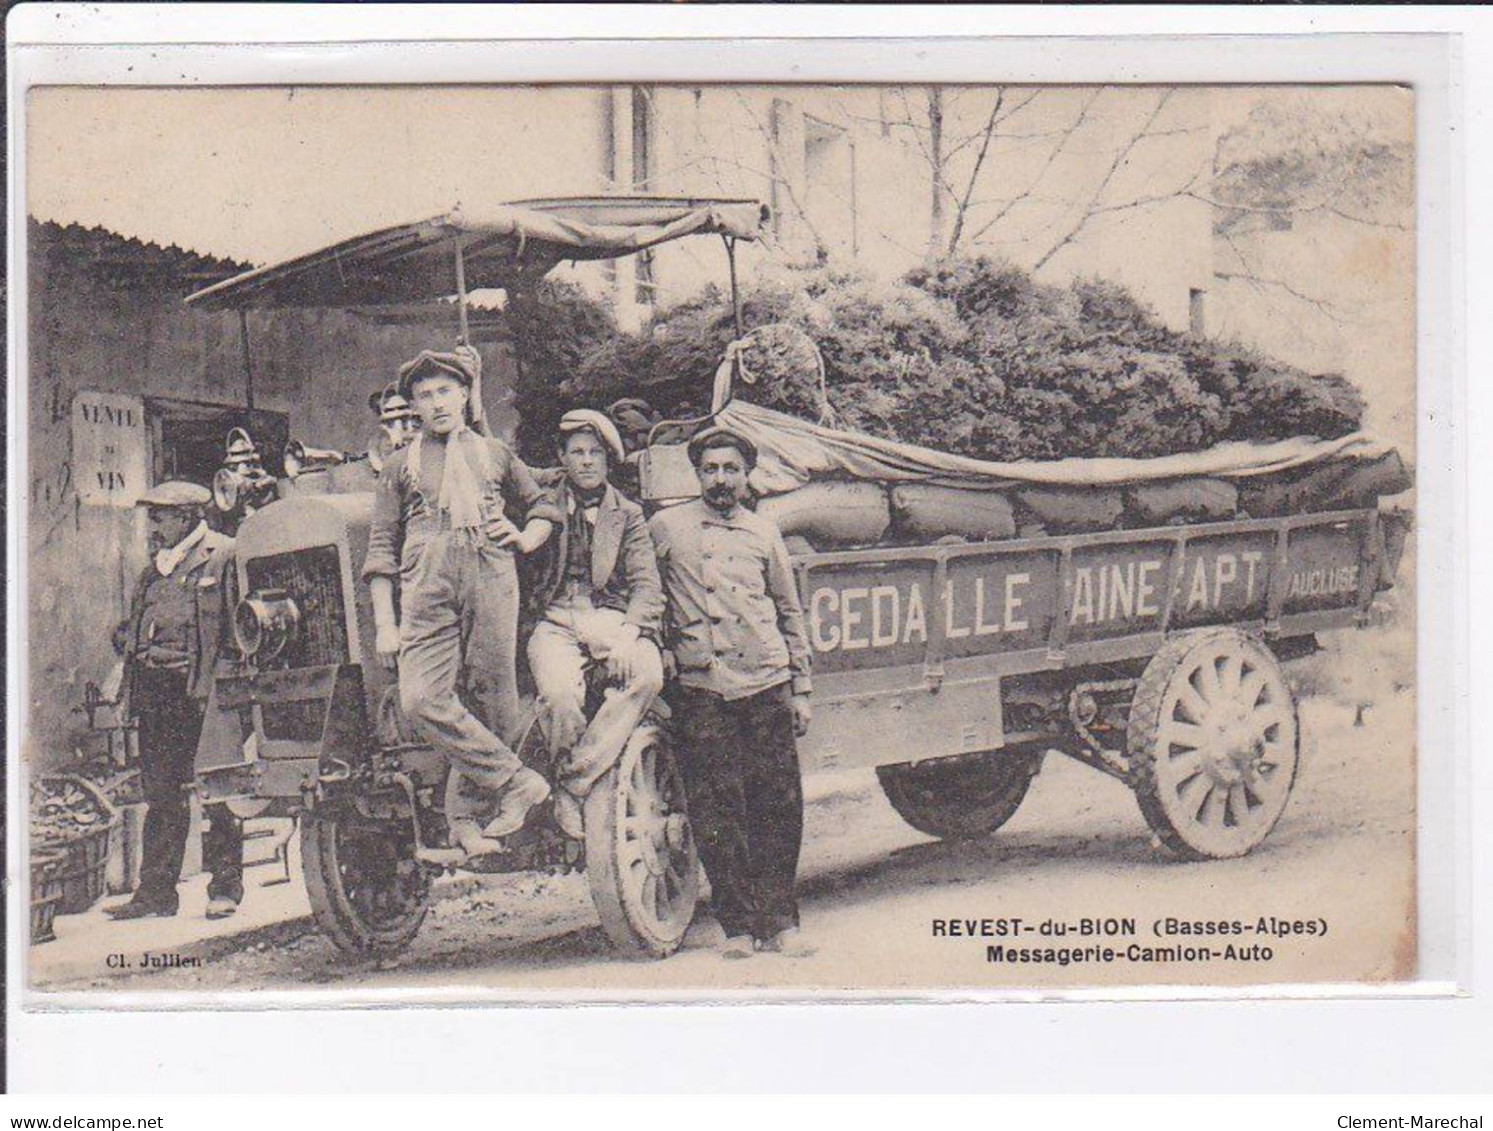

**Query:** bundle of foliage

left=506, top=279, right=621, bottom=464
left=513, top=257, right=1364, bottom=463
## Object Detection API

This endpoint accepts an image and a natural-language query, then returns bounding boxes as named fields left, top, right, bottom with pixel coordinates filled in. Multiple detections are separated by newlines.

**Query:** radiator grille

left=245, top=545, right=349, bottom=668
left=244, top=545, right=348, bottom=741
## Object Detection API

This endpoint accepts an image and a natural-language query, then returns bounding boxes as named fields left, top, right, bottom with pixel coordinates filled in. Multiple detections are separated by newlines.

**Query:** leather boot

left=552, top=789, right=585, bottom=840
left=482, top=768, right=552, bottom=839
left=449, top=818, right=507, bottom=859
left=105, top=894, right=178, bottom=920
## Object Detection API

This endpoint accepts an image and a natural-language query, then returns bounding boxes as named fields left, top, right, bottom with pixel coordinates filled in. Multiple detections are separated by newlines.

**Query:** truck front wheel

left=302, top=809, right=432, bottom=958
left=877, top=747, right=1044, bottom=840
left=584, top=722, right=701, bottom=958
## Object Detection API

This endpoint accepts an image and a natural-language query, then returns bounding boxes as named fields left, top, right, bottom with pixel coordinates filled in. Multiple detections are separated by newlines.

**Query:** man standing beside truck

left=363, top=345, right=562, bottom=858
left=106, top=481, right=245, bottom=921
left=648, top=426, right=814, bottom=958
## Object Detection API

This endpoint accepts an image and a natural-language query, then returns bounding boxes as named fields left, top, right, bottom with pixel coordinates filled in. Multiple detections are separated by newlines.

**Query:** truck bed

left=791, top=507, right=1399, bottom=772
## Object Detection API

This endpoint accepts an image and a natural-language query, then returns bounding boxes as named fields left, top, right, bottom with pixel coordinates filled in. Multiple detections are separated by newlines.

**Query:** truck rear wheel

left=302, top=809, right=432, bottom=958
left=876, top=747, right=1044, bottom=840
left=584, top=722, right=700, bottom=959
left=1128, top=628, right=1300, bottom=861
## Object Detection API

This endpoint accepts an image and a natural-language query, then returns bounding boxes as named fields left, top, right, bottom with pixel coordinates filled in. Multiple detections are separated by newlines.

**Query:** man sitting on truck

left=525, top=410, right=665, bottom=839
left=363, top=345, right=562, bottom=858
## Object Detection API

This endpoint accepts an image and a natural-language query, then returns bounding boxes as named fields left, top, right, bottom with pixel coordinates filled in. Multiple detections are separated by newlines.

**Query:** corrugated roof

left=29, top=217, right=251, bottom=286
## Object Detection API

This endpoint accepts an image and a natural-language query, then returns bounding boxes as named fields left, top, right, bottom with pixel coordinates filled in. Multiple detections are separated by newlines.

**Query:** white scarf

left=155, top=520, right=208, bottom=577
left=410, top=427, right=494, bottom=532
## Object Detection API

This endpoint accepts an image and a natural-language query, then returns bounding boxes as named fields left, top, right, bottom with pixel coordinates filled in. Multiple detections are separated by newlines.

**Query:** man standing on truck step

left=526, top=410, right=666, bottom=839
left=106, top=481, right=245, bottom=921
left=648, top=426, right=814, bottom=958
left=363, top=345, right=562, bottom=858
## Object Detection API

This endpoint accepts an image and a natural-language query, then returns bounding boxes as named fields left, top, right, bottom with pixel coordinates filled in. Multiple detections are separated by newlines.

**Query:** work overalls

left=364, top=430, right=562, bottom=829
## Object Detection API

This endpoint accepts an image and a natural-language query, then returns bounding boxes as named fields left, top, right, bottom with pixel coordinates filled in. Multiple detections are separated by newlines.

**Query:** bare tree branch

left=965, top=87, right=1105, bottom=248
left=1215, top=230, right=1361, bottom=324
left=944, top=89, right=1008, bottom=257
left=731, top=92, right=830, bottom=261
left=1031, top=89, right=1177, bottom=272
left=1191, top=191, right=1410, bottom=232
left=694, top=150, right=927, bottom=263
left=1081, top=166, right=1208, bottom=218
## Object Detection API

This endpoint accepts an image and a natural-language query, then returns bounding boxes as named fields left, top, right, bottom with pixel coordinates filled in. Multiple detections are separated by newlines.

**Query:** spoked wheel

left=1128, top=628, right=1300, bottom=861
left=302, top=808, right=433, bottom=958
left=876, top=746, right=1044, bottom=840
left=584, top=722, right=700, bottom=958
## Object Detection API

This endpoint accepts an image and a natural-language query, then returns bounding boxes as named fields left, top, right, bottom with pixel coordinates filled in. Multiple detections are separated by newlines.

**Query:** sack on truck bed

left=890, top=484, right=1017, bottom=542
left=1124, top=478, right=1238, bottom=526
left=756, top=481, right=891, bottom=549
left=1013, top=485, right=1124, bottom=534
left=1237, top=450, right=1412, bottom=518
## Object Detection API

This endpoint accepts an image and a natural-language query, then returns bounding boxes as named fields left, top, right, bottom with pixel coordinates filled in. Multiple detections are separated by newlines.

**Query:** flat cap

left=397, top=350, right=477, bottom=400
left=136, top=480, right=211, bottom=509
left=558, top=409, right=626, bottom=463
left=686, top=425, right=758, bottom=470
left=370, top=381, right=414, bottom=421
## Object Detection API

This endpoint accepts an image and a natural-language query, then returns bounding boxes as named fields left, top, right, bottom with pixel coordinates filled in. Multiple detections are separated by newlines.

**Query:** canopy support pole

left=238, top=309, right=255, bottom=411
left=453, top=234, right=471, bottom=346
left=724, top=235, right=743, bottom=339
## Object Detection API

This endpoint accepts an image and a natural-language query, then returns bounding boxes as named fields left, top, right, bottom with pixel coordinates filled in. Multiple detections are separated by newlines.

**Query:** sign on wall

left=72, top=390, right=149, bottom=506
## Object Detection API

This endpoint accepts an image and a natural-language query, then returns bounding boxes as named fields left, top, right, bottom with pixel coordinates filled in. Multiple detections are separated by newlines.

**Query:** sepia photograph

left=19, top=77, right=1419, bottom=1000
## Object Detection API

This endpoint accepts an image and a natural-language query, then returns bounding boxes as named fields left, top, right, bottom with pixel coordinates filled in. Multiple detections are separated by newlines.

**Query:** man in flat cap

left=648, top=427, right=814, bottom=958
left=364, top=345, right=562, bottom=857
left=525, top=410, right=665, bottom=838
left=368, top=381, right=420, bottom=474
left=106, top=481, right=244, bottom=920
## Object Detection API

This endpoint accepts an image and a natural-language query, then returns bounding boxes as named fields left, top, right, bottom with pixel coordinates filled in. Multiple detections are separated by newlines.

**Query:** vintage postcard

left=19, top=79, right=1419, bottom=1001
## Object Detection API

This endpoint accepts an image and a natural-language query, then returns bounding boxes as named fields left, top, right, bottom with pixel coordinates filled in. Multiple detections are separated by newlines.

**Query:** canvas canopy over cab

left=186, top=195, right=769, bottom=317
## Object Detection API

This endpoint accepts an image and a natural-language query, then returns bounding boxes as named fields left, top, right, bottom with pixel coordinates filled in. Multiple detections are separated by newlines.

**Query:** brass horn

left=283, top=439, right=354, bottom=479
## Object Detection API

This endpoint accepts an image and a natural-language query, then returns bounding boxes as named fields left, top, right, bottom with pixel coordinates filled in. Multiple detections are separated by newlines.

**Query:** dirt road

left=37, top=618, right=1415, bottom=998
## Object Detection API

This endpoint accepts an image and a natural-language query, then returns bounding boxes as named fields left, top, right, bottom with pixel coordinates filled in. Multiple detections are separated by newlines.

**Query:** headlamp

left=233, top=588, right=301, bottom=664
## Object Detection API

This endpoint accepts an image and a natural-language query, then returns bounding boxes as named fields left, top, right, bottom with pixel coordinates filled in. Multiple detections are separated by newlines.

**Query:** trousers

left=671, top=682, right=803, bottom=940
left=527, top=592, right=664, bottom=799
left=398, top=530, right=525, bottom=826
left=134, top=667, right=243, bottom=907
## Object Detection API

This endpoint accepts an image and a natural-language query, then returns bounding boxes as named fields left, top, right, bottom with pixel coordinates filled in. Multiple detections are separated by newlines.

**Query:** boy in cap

left=647, top=426, right=814, bottom=957
left=526, top=409, right=665, bottom=838
left=106, top=481, right=244, bottom=920
left=363, top=345, right=562, bottom=857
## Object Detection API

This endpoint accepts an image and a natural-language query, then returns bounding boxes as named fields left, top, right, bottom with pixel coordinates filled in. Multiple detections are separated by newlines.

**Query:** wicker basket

left=39, top=775, right=121, bottom=916
left=30, top=850, right=67, bottom=944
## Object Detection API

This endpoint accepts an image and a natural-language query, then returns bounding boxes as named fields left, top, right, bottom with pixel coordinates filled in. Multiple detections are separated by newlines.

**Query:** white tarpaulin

left=714, top=399, right=1396, bottom=497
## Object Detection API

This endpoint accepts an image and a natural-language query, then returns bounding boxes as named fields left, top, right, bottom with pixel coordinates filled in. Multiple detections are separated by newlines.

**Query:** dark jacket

left=526, top=468, right=664, bottom=636
left=114, top=529, right=237, bottom=705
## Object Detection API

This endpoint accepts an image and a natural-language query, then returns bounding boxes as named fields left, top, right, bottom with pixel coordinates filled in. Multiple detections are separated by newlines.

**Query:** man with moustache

left=647, top=427, right=814, bottom=959
left=106, top=481, right=244, bottom=921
